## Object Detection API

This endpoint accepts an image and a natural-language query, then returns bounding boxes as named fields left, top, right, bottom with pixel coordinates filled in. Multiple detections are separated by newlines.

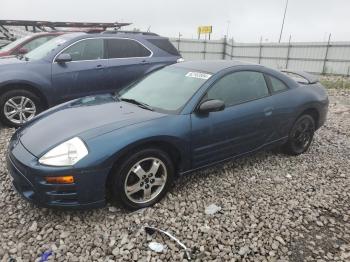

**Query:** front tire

left=283, top=114, right=315, bottom=155
left=0, top=89, right=42, bottom=128
left=111, top=148, right=174, bottom=210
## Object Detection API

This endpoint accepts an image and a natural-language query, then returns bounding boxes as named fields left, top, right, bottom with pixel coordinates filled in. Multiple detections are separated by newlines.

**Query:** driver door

left=191, top=71, right=275, bottom=168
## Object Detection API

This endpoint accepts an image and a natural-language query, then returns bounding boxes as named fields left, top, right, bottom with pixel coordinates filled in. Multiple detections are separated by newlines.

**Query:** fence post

left=285, top=35, right=292, bottom=69
left=222, top=36, right=227, bottom=59
left=230, top=38, right=234, bottom=60
left=258, top=36, right=262, bottom=64
left=322, top=33, right=331, bottom=75
left=177, top=32, right=181, bottom=52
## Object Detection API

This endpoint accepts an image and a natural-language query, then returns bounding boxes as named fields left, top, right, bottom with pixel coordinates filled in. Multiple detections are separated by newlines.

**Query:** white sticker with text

left=185, top=72, right=212, bottom=80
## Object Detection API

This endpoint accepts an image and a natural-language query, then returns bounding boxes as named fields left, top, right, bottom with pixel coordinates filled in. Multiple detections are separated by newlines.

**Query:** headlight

left=39, top=137, right=88, bottom=167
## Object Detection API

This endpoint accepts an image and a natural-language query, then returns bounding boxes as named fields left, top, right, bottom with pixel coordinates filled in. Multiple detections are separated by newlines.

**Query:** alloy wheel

left=124, top=157, right=167, bottom=204
left=4, top=96, right=36, bottom=124
left=291, top=117, right=314, bottom=152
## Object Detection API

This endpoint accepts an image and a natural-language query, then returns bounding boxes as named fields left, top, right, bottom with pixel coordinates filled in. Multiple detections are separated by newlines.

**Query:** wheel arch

left=105, top=138, right=186, bottom=194
left=0, top=82, right=49, bottom=109
left=298, top=107, right=320, bottom=129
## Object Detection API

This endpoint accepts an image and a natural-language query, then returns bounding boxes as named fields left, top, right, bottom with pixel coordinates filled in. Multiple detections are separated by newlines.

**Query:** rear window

left=147, top=38, right=180, bottom=56
left=106, top=38, right=151, bottom=58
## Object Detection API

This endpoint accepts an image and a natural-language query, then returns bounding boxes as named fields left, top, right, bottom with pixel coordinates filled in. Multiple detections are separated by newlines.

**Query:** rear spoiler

left=281, top=69, right=319, bottom=84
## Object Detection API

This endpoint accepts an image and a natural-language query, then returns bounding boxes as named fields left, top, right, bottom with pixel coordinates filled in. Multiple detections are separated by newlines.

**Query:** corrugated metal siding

left=170, top=38, right=350, bottom=75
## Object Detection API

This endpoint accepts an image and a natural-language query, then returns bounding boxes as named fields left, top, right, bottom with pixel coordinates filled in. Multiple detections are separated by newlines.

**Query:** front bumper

left=6, top=139, right=110, bottom=210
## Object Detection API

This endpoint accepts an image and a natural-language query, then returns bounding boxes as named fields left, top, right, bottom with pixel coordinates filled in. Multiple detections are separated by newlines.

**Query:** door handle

left=264, top=107, right=274, bottom=116
left=141, top=60, right=150, bottom=64
left=96, top=64, right=104, bottom=69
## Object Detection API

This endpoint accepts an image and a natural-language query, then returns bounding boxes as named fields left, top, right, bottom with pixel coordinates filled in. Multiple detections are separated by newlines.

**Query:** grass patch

left=320, top=76, right=350, bottom=89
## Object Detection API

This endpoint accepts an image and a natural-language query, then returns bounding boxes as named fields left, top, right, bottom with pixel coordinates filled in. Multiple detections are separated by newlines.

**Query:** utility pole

left=278, top=0, right=289, bottom=43
left=226, top=20, right=231, bottom=39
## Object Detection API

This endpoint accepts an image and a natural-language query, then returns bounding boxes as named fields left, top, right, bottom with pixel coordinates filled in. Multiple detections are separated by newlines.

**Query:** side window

left=268, top=75, right=289, bottom=93
left=206, top=71, right=269, bottom=107
left=107, top=38, right=151, bottom=59
left=21, top=36, right=56, bottom=52
left=61, top=39, right=104, bottom=61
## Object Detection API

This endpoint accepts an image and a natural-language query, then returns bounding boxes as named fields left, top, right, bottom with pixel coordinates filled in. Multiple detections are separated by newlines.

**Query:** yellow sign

left=198, top=26, right=212, bottom=34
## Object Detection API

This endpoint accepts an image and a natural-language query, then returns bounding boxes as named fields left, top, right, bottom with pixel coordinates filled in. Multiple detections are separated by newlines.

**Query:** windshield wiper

left=15, top=54, right=24, bottom=60
left=120, top=98, right=154, bottom=111
left=17, top=54, right=29, bottom=61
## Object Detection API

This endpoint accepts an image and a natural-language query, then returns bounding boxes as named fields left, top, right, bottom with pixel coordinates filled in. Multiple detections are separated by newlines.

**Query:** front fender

left=0, top=66, right=53, bottom=105
left=79, top=114, right=192, bottom=173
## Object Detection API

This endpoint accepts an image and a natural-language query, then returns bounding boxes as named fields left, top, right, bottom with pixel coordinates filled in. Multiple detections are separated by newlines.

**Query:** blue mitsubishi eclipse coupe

left=7, top=60, right=329, bottom=210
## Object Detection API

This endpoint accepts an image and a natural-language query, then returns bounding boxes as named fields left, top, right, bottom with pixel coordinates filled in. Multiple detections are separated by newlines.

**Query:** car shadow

left=17, top=148, right=285, bottom=219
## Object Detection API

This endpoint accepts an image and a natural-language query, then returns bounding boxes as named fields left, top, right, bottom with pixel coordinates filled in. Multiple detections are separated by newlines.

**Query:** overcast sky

left=1, top=0, right=349, bottom=42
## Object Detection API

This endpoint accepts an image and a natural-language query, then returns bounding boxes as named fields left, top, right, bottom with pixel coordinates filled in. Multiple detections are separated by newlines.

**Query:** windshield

left=0, top=35, right=32, bottom=52
left=25, top=33, right=84, bottom=60
left=119, top=67, right=211, bottom=113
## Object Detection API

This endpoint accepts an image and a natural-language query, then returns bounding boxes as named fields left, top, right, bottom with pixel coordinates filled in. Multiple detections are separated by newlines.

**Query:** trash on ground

left=129, top=207, right=147, bottom=215
left=148, top=241, right=166, bottom=252
left=205, top=204, right=222, bottom=215
left=145, top=226, right=191, bottom=260
left=39, top=250, right=52, bottom=262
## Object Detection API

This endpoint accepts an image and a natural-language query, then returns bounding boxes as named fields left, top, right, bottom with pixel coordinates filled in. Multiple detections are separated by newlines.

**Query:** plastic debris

left=286, top=174, right=292, bottom=179
left=39, top=250, right=52, bottom=262
left=205, top=204, right=222, bottom=215
left=129, top=207, right=147, bottom=216
left=145, top=226, right=191, bottom=260
left=148, top=242, right=166, bottom=253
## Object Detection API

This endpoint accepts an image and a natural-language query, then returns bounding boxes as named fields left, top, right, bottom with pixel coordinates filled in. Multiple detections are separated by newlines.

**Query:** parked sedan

left=0, top=32, right=63, bottom=57
left=0, top=32, right=181, bottom=127
left=7, top=60, right=329, bottom=210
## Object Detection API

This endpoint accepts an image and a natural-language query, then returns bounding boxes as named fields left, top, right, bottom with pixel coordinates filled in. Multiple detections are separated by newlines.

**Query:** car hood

left=0, top=56, right=26, bottom=65
left=18, top=95, right=166, bottom=157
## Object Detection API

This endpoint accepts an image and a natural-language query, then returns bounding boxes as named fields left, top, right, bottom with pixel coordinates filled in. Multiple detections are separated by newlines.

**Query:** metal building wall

left=170, top=38, right=350, bottom=76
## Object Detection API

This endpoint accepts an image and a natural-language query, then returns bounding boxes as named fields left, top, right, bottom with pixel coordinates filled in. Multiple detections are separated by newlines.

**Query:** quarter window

left=147, top=39, right=179, bottom=56
left=61, top=39, right=104, bottom=61
left=268, top=75, right=288, bottom=93
left=206, top=71, right=269, bottom=107
left=106, top=38, right=151, bottom=58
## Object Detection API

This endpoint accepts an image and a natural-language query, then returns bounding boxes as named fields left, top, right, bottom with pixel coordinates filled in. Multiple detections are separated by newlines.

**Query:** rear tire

left=110, top=148, right=174, bottom=210
left=0, top=89, right=42, bottom=128
left=283, top=114, right=315, bottom=155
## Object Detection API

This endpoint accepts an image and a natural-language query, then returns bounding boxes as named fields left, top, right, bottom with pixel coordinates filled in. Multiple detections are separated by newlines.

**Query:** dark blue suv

left=0, top=32, right=182, bottom=127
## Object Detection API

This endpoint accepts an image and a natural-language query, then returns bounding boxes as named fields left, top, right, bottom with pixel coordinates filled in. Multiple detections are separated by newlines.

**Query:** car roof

left=25, top=32, right=64, bottom=38
left=70, top=32, right=166, bottom=40
left=172, top=60, right=254, bottom=74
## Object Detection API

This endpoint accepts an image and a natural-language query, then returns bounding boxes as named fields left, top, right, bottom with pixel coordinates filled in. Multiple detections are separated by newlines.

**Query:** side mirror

left=18, top=47, right=28, bottom=54
left=55, top=53, right=72, bottom=63
left=198, top=99, right=225, bottom=114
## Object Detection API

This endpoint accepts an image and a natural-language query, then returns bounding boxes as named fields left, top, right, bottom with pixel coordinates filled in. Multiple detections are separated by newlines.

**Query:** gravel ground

left=0, top=89, right=349, bottom=262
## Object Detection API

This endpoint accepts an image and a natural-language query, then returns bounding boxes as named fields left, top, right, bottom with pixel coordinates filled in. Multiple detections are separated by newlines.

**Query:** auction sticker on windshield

left=185, top=72, right=212, bottom=80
